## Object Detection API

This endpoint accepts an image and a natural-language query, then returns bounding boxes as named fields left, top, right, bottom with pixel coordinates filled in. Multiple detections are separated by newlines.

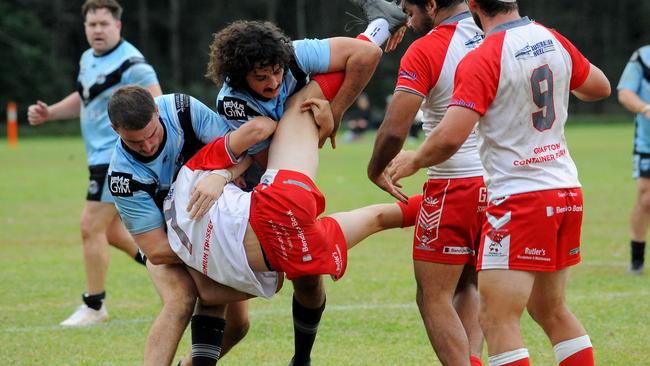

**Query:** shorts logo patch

left=88, top=180, right=99, bottom=195
left=109, top=172, right=133, bottom=197
left=443, top=246, right=473, bottom=255
left=569, top=247, right=580, bottom=255
left=485, top=229, right=509, bottom=257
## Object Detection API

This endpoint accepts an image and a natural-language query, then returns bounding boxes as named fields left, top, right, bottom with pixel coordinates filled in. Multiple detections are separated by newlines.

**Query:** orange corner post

left=7, top=101, right=17, bottom=148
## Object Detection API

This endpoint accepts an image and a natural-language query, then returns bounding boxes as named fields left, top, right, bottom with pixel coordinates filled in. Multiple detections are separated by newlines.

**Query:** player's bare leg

left=454, top=265, right=484, bottom=362
left=629, top=177, right=650, bottom=274
left=478, top=269, right=534, bottom=356
left=60, top=201, right=115, bottom=326
left=527, top=269, right=594, bottom=365
left=413, top=261, right=471, bottom=365
left=144, top=262, right=196, bottom=366
left=105, top=213, right=140, bottom=258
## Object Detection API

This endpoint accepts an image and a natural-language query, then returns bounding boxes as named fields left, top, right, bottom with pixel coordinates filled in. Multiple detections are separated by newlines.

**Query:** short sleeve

left=395, top=42, right=434, bottom=97
left=547, top=28, right=590, bottom=90
left=292, top=39, right=331, bottom=74
left=123, top=63, right=159, bottom=88
left=188, top=96, right=230, bottom=144
left=114, top=193, right=164, bottom=235
left=449, top=34, right=504, bottom=116
left=618, top=52, right=644, bottom=93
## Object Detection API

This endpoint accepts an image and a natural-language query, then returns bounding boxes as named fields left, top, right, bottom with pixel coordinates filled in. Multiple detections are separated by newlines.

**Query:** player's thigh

left=478, top=269, right=534, bottom=318
left=80, top=201, right=118, bottom=232
left=187, top=267, right=253, bottom=306
left=636, top=177, right=650, bottom=204
left=414, top=260, right=465, bottom=298
left=292, top=275, right=324, bottom=296
left=147, top=262, right=197, bottom=305
left=267, top=82, right=325, bottom=178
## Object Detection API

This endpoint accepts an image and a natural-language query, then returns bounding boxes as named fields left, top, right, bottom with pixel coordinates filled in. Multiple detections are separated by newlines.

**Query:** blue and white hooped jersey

left=618, top=45, right=650, bottom=153
left=78, top=39, right=159, bottom=166
left=108, top=94, right=231, bottom=235
left=216, top=38, right=330, bottom=154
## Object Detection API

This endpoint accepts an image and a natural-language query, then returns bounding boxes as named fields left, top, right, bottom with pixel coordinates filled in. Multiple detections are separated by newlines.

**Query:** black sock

left=134, top=249, right=147, bottom=266
left=191, top=315, right=226, bottom=366
left=82, top=291, right=105, bottom=311
left=631, top=240, right=646, bottom=266
left=292, top=296, right=326, bottom=365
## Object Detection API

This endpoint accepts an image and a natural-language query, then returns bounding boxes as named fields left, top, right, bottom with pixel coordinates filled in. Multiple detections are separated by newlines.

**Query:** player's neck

left=434, top=3, right=470, bottom=27
left=481, top=11, right=521, bottom=35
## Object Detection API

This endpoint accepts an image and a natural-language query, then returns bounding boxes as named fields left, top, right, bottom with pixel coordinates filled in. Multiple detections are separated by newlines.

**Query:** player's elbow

left=248, top=117, right=277, bottom=143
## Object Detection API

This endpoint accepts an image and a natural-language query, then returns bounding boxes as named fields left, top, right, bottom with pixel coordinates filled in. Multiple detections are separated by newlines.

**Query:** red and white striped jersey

left=450, top=17, right=591, bottom=199
left=396, top=12, right=484, bottom=179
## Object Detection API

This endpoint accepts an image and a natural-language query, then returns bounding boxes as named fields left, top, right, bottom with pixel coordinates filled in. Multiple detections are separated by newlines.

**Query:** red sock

left=310, top=34, right=372, bottom=101
left=559, top=348, right=594, bottom=366
left=397, top=194, right=422, bottom=228
left=470, top=354, right=483, bottom=366
left=554, top=335, right=594, bottom=366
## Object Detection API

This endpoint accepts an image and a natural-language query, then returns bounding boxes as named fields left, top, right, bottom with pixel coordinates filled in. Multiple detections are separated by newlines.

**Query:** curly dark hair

left=206, top=20, right=294, bottom=90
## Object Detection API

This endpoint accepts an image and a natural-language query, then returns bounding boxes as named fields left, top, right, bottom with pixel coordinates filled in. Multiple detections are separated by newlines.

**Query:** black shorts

left=633, top=153, right=650, bottom=179
left=87, top=164, right=111, bottom=202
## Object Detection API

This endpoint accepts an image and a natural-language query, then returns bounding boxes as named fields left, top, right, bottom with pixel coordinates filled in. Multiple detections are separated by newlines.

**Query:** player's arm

left=388, top=106, right=479, bottom=185
left=146, top=84, right=163, bottom=98
left=27, top=92, right=81, bottom=125
left=326, top=37, right=382, bottom=130
left=571, top=63, right=611, bottom=102
left=367, top=91, right=422, bottom=197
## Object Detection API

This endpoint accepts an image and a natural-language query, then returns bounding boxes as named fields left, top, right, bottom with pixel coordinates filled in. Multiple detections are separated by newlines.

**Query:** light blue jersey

left=216, top=38, right=330, bottom=154
left=78, top=39, right=159, bottom=166
left=108, top=94, right=231, bottom=235
left=618, top=45, right=650, bottom=153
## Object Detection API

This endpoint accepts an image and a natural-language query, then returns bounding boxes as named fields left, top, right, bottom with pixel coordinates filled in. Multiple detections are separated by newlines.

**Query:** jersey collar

left=440, top=11, right=472, bottom=26
left=488, top=16, right=531, bottom=36
left=93, top=39, right=124, bottom=58
left=121, top=118, right=167, bottom=164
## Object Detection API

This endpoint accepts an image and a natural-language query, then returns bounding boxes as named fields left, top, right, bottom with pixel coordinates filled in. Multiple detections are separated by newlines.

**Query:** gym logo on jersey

left=109, top=172, right=133, bottom=196
left=398, top=70, right=417, bottom=81
left=515, top=39, right=556, bottom=60
left=464, top=33, right=484, bottom=50
left=217, top=96, right=261, bottom=121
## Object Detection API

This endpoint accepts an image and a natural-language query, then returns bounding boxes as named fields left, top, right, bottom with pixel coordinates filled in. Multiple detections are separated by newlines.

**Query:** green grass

left=0, top=119, right=647, bottom=365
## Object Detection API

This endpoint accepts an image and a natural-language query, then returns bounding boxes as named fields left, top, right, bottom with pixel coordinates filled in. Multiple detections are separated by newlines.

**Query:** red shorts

left=249, top=170, right=348, bottom=281
left=477, top=188, right=583, bottom=272
left=413, top=177, right=487, bottom=265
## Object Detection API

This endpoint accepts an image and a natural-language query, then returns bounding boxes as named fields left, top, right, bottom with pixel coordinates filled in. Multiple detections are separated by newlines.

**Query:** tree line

left=2, top=0, right=650, bottom=128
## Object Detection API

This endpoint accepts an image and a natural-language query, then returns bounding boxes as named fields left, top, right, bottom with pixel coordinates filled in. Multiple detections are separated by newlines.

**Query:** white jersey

left=395, top=12, right=484, bottom=179
left=450, top=17, right=591, bottom=199
left=164, top=166, right=278, bottom=299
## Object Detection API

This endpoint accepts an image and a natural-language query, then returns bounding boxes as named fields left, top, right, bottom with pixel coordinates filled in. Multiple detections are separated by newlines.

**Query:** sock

left=631, top=240, right=645, bottom=266
left=397, top=194, right=423, bottom=228
left=361, top=18, right=391, bottom=46
left=470, top=354, right=483, bottom=366
left=82, top=291, right=105, bottom=311
left=292, top=296, right=326, bottom=365
left=310, top=33, right=376, bottom=102
left=488, top=348, right=530, bottom=366
left=554, top=335, right=594, bottom=366
left=134, top=249, right=146, bottom=266
left=191, top=315, right=226, bottom=366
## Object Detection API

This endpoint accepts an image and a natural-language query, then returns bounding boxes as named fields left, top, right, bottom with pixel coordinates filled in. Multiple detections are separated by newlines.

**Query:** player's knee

left=638, top=192, right=650, bottom=213
left=527, top=301, right=569, bottom=328
left=292, top=276, right=324, bottom=298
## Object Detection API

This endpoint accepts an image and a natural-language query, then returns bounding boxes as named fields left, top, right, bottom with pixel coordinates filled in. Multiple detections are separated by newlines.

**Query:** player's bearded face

left=402, top=2, right=434, bottom=35
left=84, top=8, right=122, bottom=55
left=246, top=65, right=284, bottom=99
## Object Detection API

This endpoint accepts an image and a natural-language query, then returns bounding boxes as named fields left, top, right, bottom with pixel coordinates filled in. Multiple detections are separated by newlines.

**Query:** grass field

left=0, top=120, right=648, bottom=365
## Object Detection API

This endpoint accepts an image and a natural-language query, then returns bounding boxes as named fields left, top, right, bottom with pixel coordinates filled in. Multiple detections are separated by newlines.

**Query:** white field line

left=2, top=290, right=648, bottom=334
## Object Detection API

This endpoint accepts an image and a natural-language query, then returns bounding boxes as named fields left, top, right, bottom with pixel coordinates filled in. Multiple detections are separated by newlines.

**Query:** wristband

left=209, top=169, right=233, bottom=183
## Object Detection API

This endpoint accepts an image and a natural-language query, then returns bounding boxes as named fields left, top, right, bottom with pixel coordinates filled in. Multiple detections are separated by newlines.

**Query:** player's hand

left=186, top=173, right=227, bottom=219
left=643, top=108, right=650, bottom=120
left=301, top=97, right=335, bottom=149
left=27, top=101, right=49, bottom=125
left=386, top=150, right=420, bottom=187
left=385, top=25, right=406, bottom=53
left=370, top=170, right=409, bottom=203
